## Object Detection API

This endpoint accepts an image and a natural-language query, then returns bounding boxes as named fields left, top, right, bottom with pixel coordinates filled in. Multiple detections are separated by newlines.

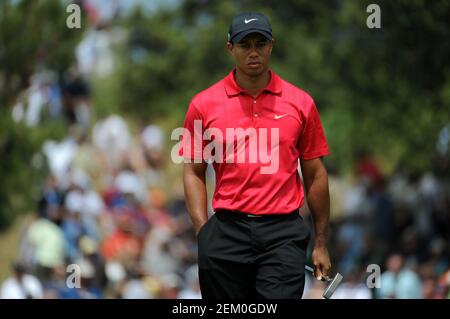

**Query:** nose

left=248, top=46, right=259, bottom=58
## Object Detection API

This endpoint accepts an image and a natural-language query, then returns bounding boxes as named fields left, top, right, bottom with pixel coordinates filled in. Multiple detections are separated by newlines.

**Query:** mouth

left=247, top=62, right=261, bottom=68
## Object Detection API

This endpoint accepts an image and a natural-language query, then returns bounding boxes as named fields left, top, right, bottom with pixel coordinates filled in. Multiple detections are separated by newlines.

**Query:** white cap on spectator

left=105, top=261, right=126, bottom=283
left=141, top=125, right=164, bottom=151
left=115, top=171, right=146, bottom=202
left=83, top=190, right=105, bottom=216
left=42, top=138, right=78, bottom=183
left=92, top=115, right=131, bottom=152
left=65, top=190, right=84, bottom=213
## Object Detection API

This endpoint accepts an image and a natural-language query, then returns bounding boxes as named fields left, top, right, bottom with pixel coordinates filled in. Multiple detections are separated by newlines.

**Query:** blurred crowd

left=303, top=153, right=450, bottom=299
left=2, top=0, right=450, bottom=299
left=3, top=108, right=202, bottom=299
left=7, top=97, right=205, bottom=298
left=3, top=0, right=200, bottom=300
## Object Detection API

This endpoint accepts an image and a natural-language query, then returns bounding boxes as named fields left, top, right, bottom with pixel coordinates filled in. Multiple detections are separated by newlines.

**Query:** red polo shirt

left=180, top=69, right=330, bottom=215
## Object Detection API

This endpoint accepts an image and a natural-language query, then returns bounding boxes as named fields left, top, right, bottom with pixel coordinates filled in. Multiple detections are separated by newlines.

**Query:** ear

left=227, top=42, right=234, bottom=56
left=227, top=42, right=233, bottom=52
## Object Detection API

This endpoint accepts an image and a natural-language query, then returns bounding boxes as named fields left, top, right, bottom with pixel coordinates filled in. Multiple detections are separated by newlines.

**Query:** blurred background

left=0, top=0, right=449, bottom=299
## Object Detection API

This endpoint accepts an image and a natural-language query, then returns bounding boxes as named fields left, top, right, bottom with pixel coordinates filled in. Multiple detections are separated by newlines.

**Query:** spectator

left=1, top=262, right=43, bottom=299
left=26, top=213, right=65, bottom=282
left=376, top=253, right=422, bottom=299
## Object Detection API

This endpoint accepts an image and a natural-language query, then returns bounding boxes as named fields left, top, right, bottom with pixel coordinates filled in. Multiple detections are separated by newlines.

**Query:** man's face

left=227, top=33, right=273, bottom=77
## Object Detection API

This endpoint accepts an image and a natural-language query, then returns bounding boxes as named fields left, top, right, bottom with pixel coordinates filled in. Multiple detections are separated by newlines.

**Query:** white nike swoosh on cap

left=244, top=18, right=258, bottom=24
left=274, top=114, right=288, bottom=119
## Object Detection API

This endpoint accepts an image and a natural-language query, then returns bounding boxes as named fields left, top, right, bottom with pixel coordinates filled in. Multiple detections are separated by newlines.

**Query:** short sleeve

left=179, top=101, right=206, bottom=161
left=298, top=101, right=330, bottom=160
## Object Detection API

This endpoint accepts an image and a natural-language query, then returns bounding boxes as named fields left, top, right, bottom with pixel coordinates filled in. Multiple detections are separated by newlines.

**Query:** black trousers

left=197, top=209, right=311, bottom=299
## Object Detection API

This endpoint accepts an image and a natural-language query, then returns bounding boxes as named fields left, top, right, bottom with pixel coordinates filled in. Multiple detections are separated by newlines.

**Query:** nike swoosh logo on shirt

left=274, top=114, right=288, bottom=119
left=244, top=18, right=258, bottom=24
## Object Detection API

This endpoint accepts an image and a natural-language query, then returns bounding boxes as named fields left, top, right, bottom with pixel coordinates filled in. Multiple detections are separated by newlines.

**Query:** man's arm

left=183, top=162, right=209, bottom=237
left=300, top=157, right=331, bottom=280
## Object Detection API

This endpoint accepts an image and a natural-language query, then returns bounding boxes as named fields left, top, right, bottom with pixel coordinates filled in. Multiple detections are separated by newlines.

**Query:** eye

left=256, top=42, right=267, bottom=48
left=238, top=43, right=250, bottom=49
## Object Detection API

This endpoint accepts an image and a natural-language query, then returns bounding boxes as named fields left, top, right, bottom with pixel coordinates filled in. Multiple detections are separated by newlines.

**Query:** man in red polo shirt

left=181, top=12, right=331, bottom=299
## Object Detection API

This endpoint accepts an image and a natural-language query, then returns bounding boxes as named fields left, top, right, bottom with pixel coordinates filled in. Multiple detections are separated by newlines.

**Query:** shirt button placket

left=252, top=99, right=258, bottom=126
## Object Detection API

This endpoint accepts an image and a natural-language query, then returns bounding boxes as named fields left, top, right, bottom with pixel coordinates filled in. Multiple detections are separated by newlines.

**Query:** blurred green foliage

left=0, top=109, right=66, bottom=230
left=0, top=0, right=82, bottom=230
left=107, top=0, right=449, bottom=174
left=0, top=0, right=83, bottom=106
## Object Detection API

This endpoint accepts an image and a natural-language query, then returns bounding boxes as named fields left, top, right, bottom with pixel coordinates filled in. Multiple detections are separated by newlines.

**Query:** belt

left=246, top=213, right=262, bottom=218
left=215, top=209, right=299, bottom=220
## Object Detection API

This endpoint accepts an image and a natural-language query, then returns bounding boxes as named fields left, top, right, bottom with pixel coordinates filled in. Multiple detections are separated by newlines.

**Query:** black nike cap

left=227, top=12, right=273, bottom=43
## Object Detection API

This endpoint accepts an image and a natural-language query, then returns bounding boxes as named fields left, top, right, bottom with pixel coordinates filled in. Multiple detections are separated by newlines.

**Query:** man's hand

left=184, top=162, right=209, bottom=239
left=300, top=157, right=331, bottom=280
left=194, top=221, right=207, bottom=238
left=312, top=245, right=331, bottom=280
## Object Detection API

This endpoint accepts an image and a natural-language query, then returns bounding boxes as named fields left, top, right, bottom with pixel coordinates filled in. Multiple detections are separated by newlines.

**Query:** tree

left=0, top=0, right=81, bottom=230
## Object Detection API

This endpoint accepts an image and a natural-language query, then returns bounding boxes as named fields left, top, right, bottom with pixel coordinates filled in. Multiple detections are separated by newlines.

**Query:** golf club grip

left=305, top=265, right=331, bottom=282
left=305, top=265, right=315, bottom=273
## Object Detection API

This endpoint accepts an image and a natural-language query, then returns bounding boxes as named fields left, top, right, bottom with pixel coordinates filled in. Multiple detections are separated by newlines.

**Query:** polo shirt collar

left=224, top=69, right=282, bottom=97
